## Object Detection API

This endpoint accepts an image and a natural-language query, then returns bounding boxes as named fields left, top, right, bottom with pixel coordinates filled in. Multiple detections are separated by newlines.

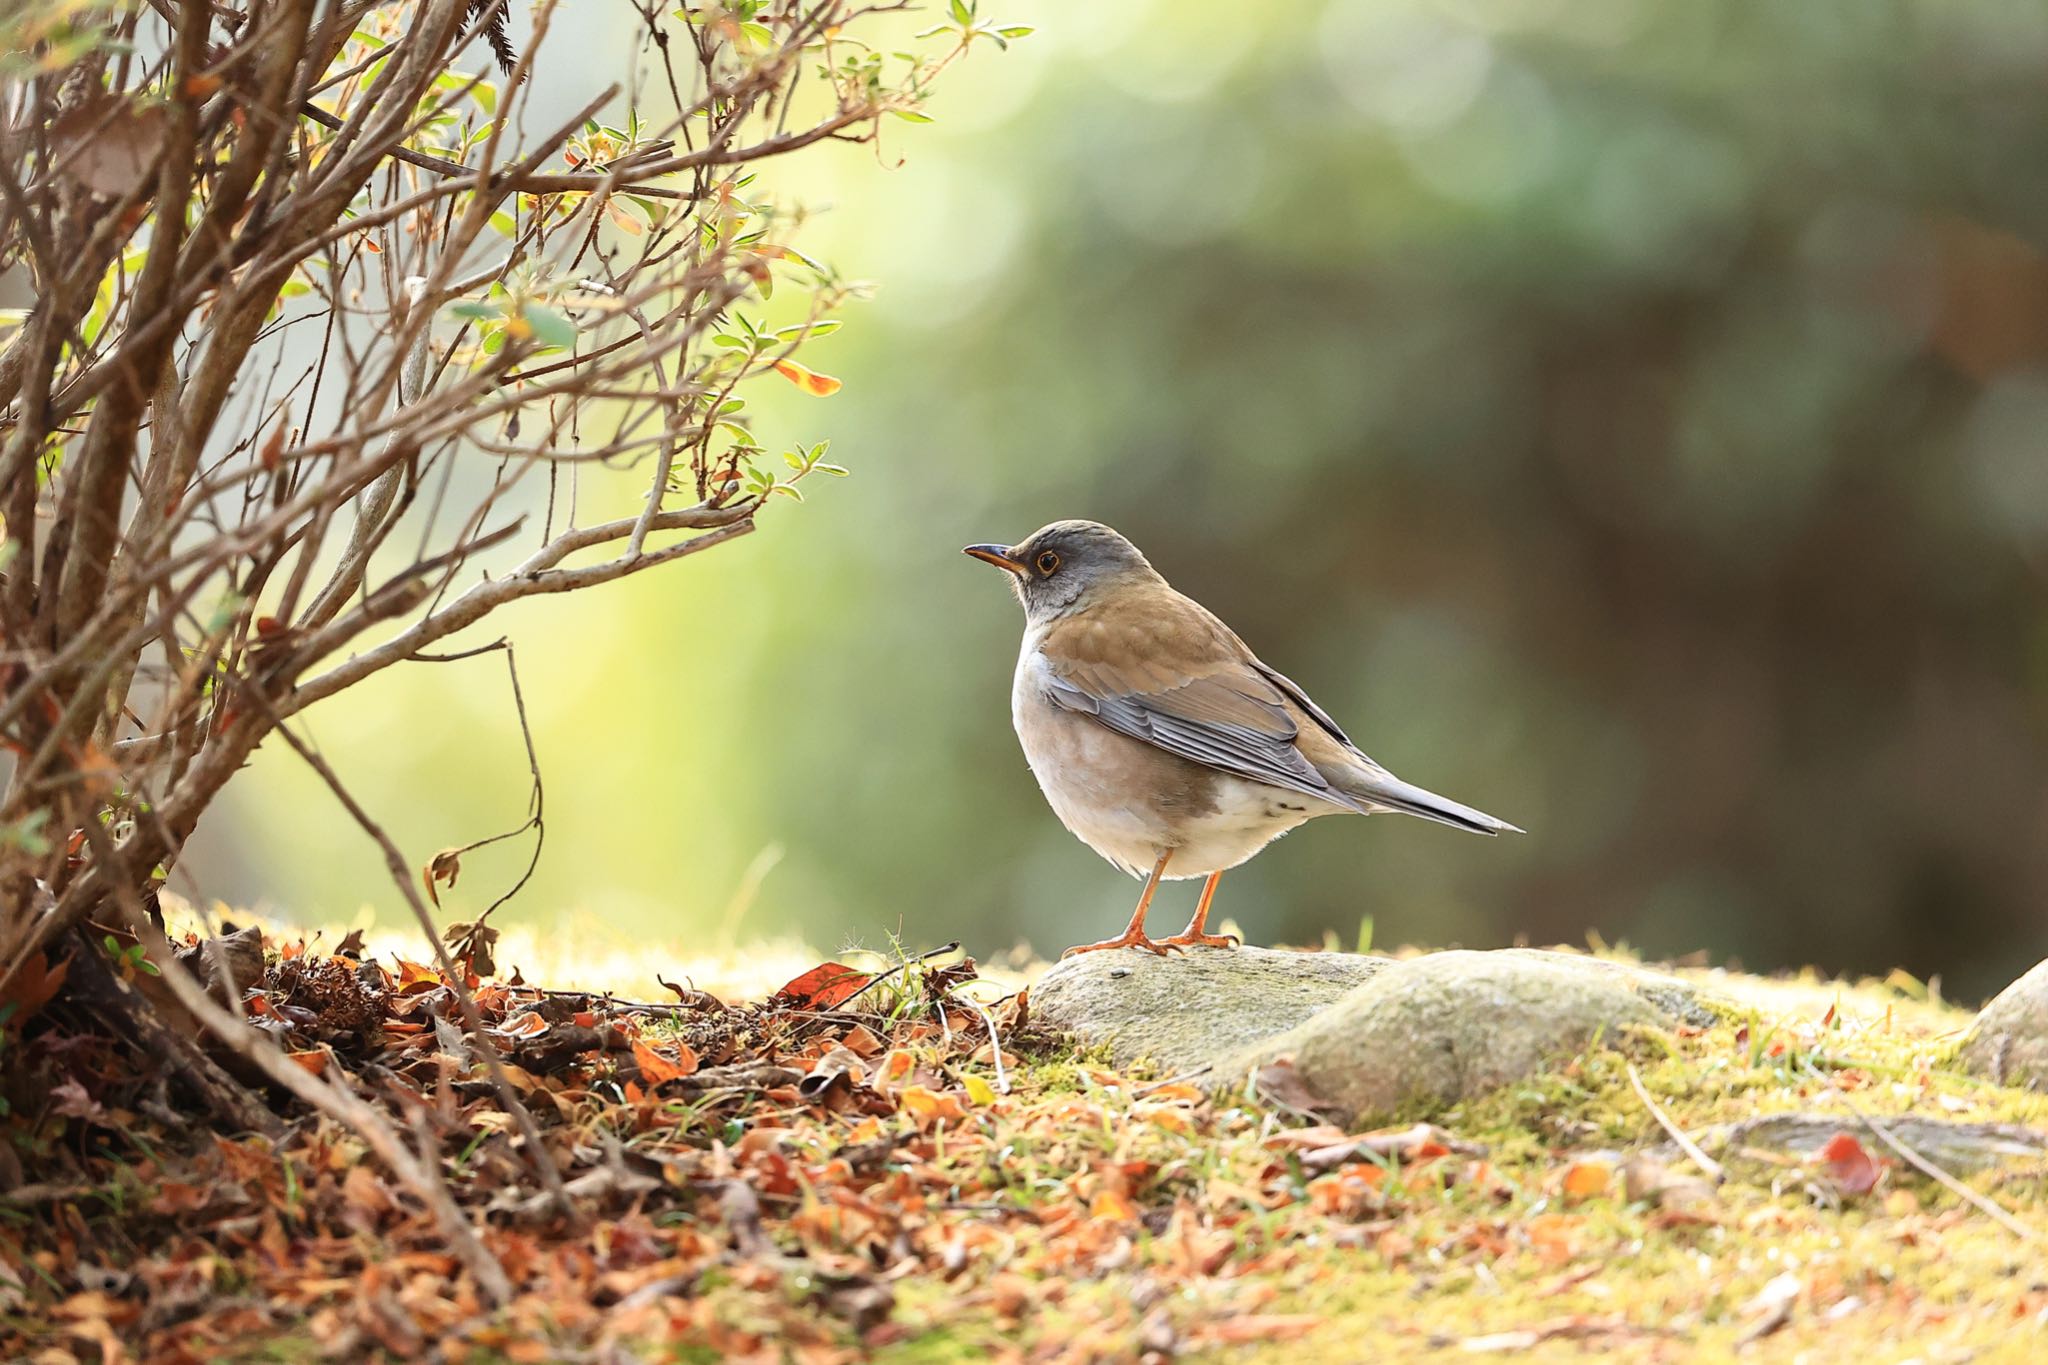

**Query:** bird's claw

left=1060, top=932, right=1178, bottom=958
left=1156, top=931, right=1238, bottom=950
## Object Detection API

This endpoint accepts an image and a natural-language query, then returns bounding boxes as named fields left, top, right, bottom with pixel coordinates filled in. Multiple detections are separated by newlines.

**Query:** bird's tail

left=1341, top=769, right=1524, bottom=836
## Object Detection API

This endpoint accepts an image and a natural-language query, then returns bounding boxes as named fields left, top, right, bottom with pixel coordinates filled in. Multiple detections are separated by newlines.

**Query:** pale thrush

left=966, top=520, right=1522, bottom=956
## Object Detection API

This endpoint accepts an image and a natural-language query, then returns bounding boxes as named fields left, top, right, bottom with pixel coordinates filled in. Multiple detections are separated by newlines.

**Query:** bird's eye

left=1036, top=550, right=1061, bottom=576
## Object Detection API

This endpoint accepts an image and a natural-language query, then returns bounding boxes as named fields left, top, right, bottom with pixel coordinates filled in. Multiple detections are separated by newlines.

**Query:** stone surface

left=1688, top=1114, right=2048, bottom=1171
left=1030, top=943, right=1711, bottom=1122
left=1219, top=950, right=1696, bottom=1123
left=1029, top=944, right=1392, bottom=1074
left=1959, top=957, right=2048, bottom=1089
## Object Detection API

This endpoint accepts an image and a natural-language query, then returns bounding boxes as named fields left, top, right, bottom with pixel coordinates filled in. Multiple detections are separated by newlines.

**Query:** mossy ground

left=843, top=956, right=2048, bottom=1362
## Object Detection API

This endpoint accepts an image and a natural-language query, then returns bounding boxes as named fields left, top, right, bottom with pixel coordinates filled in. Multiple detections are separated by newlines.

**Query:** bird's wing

left=1036, top=596, right=1367, bottom=810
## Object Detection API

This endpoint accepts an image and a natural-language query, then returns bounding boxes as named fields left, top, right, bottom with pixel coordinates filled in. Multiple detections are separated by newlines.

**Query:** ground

left=4, top=917, right=2046, bottom=1363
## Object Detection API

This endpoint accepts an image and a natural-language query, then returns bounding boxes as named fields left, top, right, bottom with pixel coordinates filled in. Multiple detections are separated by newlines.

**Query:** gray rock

left=1689, top=1114, right=2048, bottom=1171
left=1030, top=943, right=1710, bottom=1124
left=1030, top=944, right=1392, bottom=1074
left=1959, top=957, right=2048, bottom=1088
left=1221, top=950, right=1693, bottom=1124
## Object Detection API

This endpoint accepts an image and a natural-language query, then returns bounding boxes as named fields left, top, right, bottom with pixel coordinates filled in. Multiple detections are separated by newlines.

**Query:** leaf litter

left=5, top=934, right=2048, bottom=1361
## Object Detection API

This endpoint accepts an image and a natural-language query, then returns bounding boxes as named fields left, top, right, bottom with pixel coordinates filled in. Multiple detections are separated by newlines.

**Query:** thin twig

left=265, top=718, right=577, bottom=1224
left=953, top=992, right=1010, bottom=1095
left=835, top=940, right=963, bottom=1009
left=1626, top=1062, right=1725, bottom=1184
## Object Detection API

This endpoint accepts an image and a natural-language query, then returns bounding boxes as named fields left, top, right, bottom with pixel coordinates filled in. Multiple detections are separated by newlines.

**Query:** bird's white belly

left=1011, top=647, right=1331, bottom=879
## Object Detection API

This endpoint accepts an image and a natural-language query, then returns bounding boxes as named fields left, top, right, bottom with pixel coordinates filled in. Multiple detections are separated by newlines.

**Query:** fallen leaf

left=771, top=961, right=872, bottom=1010
left=1561, top=1160, right=1613, bottom=1200
left=1251, top=1057, right=1347, bottom=1124
left=1089, top=1188, right=1138, bottom=1222
left=631, top=1038, right=699, bottom=1084
left=898, top=1085, right=966, bottom=1128
left=1817, top=1131, right=1883, bottom=1196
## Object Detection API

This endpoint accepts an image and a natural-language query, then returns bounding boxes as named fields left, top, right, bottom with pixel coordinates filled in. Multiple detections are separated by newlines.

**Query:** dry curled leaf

left=1817, top=1131, right=1884, bottom=1196
left=422, top=848, right=462, bottom=907
left=49, top=95, right=170, bottom=200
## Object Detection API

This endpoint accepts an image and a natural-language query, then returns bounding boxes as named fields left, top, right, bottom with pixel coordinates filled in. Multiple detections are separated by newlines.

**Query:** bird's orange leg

left=1061, top=851, right=1178, bottom=957
left=1157, top=871, right=1240, bottom=949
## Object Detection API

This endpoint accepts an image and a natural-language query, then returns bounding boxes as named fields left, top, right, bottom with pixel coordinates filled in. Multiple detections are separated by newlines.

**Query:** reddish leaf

left=772, top=962, right=873, bottom=1009
left=631, top=1038, right=699, bottom=1084
left=1818, top=1132, right=1883, bottom=1195
left=0, top=951, right=70, bottom=1025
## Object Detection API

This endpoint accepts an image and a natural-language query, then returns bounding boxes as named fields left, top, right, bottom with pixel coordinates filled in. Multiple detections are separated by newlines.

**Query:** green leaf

left=447, top=301, right=497, bottom=321
left=891, top=109, right=936, bottom=124
left=488, top=210, right=517, bottom=238
left=770, top=483, right=804, bottom=501
left=997, top=25, right=1034, bottom=38
left=473, top=82, right=496, bottom=116
left=523, top=304, right=577, bottom=350
left=949, top=0, right=972, bottom=24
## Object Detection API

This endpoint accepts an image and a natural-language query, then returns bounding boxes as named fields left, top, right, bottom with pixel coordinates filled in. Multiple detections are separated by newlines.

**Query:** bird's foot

left=1060, top=929, right=1180, bottom=958
left=1155, top=930, right=1239, bottom=950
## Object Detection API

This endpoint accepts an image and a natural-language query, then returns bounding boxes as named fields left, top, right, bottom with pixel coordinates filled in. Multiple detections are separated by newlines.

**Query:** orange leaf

left=1561, top=1161, right=1612, bottom=1200
left=286, top=1049, right=328, bottom=1078
left=770, top=358, right=842, bottom=397
left=898, top=1084, right=966, bottom=1128
left=631, top=1038, right=699, bottom=1084
left=771, top=961, right=872, bottom=1009
left=1089, top=1189, right=1138, bottom=1222
left=1818, top=1132, right=1883, bottom=1195
left=0, top=951, right=70, bottom=1025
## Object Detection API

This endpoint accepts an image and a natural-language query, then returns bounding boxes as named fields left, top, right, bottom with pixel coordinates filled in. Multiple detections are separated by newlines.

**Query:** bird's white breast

left=1010, top=635, right=1332, bottom=879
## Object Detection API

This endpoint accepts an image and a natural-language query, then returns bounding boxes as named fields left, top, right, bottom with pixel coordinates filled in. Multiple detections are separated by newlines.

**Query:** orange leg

left=1158, top=870, right=1240, bottom=949
left=1061, top=851, right=1178, bottom=958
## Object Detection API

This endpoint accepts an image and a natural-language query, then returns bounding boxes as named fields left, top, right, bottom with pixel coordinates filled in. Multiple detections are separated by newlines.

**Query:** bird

left=965, top=520, right=1522, bottom=957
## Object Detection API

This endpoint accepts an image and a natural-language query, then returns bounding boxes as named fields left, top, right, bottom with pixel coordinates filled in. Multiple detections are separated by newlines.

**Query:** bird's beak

left=963, top=543, right=1027, bottom=576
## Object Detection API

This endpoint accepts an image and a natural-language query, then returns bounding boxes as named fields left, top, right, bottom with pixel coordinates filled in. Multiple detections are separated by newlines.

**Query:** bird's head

left=964, top=519, right=1163, bottom=622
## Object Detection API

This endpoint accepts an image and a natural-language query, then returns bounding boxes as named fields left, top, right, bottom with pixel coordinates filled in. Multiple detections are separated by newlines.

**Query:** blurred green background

left=186, top=0, right=2048, bottom=1000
